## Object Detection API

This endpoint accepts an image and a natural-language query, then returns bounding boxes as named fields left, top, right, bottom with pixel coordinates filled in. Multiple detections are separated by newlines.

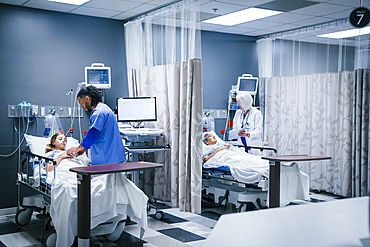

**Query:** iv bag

left=44, top=112, right=63, bottom=137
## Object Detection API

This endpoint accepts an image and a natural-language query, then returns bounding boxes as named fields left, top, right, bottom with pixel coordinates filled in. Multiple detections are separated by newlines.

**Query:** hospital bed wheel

left=15, top=208, right=33, bottom=226
left=155, top=211, right=164, bottom=220
left=256, top=198, right=268, bottom=209
left=44, top=230, right=57, bottom=247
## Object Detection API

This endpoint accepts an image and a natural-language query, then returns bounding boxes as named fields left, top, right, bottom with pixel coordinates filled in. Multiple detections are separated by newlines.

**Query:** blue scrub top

left=89, top=103, right=126, bottom=165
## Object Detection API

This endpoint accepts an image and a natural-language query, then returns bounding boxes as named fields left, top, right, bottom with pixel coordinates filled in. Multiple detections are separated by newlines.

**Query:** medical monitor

left=117, top=97, right=157, bottom=122
left=85, top=63, right=111, bottom=89
left=237, top=74, right=258, bottom=95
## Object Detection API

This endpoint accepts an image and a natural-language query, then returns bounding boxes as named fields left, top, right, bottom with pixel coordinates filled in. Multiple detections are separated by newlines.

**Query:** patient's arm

left=47, top=153, right=73, bottom=172
left=203, top=145, right=229, bottom=163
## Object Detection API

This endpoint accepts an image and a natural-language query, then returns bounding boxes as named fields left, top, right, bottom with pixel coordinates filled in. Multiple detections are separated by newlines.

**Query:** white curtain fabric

left=124, top=0, right=202, bottom=213
left=258, top=20, right=370, bottom=197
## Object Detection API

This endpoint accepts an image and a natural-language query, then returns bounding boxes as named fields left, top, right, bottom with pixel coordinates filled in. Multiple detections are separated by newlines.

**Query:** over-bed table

left=70, top=162, right=163, bottom=247
left=262, top=155, right=331, bottom=208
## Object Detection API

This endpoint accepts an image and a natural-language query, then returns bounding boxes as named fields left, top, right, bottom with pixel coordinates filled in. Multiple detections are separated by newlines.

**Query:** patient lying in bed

left=36, top=133, right=148, bottom=247
left=44, top=133, right=90, bottom=184
left=203, top=132, right=310, bottom=206
left=203, top=132, right=269, bottom=183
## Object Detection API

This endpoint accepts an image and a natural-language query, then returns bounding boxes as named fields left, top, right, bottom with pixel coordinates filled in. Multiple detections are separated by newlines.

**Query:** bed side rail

left=19, top=150, right=57, bottom=196
left=234, top=145, right=277, bottom=153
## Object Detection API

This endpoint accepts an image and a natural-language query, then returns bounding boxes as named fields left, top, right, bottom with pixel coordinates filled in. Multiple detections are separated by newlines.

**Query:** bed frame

left=201, top=145, right=277, bottom=213
left=16, top=150, right=129, bottom=247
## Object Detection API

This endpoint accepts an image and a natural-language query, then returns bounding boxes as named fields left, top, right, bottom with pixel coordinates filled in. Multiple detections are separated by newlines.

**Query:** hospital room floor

left=0, top=190, right=345, bottom=247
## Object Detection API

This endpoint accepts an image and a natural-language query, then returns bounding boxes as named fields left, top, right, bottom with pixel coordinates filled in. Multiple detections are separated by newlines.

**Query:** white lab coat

left=232, top=107, right=263, bottom=155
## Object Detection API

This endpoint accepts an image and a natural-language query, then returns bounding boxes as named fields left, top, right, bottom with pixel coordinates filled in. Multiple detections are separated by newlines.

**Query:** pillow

left=24, top=134, right=80, bottom=156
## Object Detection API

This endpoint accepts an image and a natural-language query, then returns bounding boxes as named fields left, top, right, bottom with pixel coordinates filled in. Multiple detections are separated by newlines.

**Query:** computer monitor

left=117, top=97, right=157, bottom=122
left=237, top=74, right=258, bottom=95
left=85, top=63, right=111, bottom=89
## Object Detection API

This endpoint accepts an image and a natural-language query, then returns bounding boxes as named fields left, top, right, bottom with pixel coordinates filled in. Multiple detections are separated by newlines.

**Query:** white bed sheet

left=48, top=156, right=148, bottom=247
left=203, top=146, right=309, bottom=206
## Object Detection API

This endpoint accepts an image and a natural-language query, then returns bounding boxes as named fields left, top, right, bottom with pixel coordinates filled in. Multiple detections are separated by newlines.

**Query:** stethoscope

left=240, top=107, right=251, bottom=130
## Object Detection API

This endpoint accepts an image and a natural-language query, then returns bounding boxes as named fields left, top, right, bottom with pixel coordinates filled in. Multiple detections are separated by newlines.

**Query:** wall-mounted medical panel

left=7, top=105, right=83, bottom=118
left=203, top=109, right=227, bottom=118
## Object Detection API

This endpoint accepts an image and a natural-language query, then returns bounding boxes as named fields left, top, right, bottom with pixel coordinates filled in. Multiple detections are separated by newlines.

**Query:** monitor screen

left=237, top=77, right=258, bottom=95
left=85, top=67, right=111, bottom=89
left=117, top=97, right=157, bottom=122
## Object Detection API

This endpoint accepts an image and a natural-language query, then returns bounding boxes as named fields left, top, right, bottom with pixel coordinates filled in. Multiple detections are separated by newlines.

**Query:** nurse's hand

left=67, top=145, right=86, bottom=156
left=238, top=130, right=250, bottom=138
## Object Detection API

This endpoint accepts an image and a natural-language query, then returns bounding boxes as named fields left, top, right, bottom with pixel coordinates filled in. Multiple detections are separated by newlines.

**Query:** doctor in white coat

left=232, top=92, right=263, bottom=155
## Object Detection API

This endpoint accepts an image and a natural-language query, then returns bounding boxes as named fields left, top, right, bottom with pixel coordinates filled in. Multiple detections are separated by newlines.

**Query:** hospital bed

left=17, top=134, right=148, bottom=247
left=201, top=131, right=310, bottom=212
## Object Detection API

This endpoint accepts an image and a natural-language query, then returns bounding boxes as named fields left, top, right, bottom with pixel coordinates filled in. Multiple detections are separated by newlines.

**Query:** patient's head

left=203, top=133, right=217, bottom=145
left=77, top=86, right=102, bottom=112
left=45, top=133, right=67, bottom=153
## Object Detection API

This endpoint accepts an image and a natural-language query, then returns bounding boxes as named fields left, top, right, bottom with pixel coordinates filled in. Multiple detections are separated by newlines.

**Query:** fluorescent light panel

left=203, top=7, right=282, bottom=26
left=318, top=26, right=370, bottom=39
left=48, top=0, right=90, bottom=5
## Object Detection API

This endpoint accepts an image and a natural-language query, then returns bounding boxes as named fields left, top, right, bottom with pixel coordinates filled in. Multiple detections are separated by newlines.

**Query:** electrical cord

left=0, top=118, right=29, bottom=157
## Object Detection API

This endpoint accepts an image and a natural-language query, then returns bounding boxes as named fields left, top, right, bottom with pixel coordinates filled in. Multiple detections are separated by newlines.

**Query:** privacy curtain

left=258, top=20, right=370, bottom=197
left=124, top=0, right=202, bottom=213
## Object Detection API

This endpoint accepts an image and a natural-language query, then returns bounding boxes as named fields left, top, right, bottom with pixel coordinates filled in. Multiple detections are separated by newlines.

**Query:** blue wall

left=201, top=31, right=258, bottom=135
left=0, top=4, right=128, bottom=209
left=0, top=3, right=259, bottom=209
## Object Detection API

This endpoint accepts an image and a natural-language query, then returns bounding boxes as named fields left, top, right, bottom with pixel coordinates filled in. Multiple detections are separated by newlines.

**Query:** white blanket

left=204, top=146, right=309, bottom=206
left=49, top=155, right=148, bottom=247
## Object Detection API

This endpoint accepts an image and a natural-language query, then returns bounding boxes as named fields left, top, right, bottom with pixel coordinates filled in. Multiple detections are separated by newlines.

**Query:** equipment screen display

left=238, top=78, right=258, bottom=92
left=85, top=67, right=111, bottom=89
left=117, top=97, right=157, bottom=122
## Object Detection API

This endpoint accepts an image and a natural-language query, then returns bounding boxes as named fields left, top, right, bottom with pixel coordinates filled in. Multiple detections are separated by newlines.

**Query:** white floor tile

left=170, top=221, right=212, bottom=236
left=0, top=232, right=42, bottom=247
left=124, top=224, right=162, bottom=239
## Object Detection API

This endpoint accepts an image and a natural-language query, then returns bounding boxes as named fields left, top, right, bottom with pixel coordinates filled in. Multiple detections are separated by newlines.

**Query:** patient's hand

left=67, top=145, right=86, bottom=156
left=218, top=145, right=230, bottom=151
left=61, top=153, right=73, bottom=159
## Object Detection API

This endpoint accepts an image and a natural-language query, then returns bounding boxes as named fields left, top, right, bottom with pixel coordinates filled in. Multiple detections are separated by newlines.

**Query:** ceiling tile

left=199, top=1, right=247, bottom=15
left=1, top=0, right=364, bottom=38
left=215, top=0, right=273, bottom=7
left=148, top=0, right=179, bottom=5
left=262, top=23, right=302, bottom=33
left=263, top=12, right=314, bottom=24
left=216, top=26, right=258, bottom=34
left=327, top=0, right=370, bottom=7
left=291, top=3, right=353, bottom=16
left=24, top=0, right=77, bottom=12
left=292, top=16, right=336, bottom=27
left=84, top=0, right=141, bottom=12
left=243, top=29, right=272, bottom=36
left=325, top=9, right=352, bottom=19
left=111, top=11, right=136, bottom=20
left=0, top=0, right=28, bottom=4
left=257, top=0, right=319, bottom=12
left=125, top=3, right=158, bottom=14
left=71, top=6, right=121, bottom=18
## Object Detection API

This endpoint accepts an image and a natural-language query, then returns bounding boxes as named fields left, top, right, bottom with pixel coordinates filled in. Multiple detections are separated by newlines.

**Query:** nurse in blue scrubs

left=67, top=86, right=125, bottom=165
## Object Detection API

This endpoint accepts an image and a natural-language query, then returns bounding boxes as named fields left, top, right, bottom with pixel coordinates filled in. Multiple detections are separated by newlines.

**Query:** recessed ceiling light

left=318, top=26, right=370, bottom=39
left=48, top=0, right=90, bottom=5
left=202, top=7, right=282, bottom=26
